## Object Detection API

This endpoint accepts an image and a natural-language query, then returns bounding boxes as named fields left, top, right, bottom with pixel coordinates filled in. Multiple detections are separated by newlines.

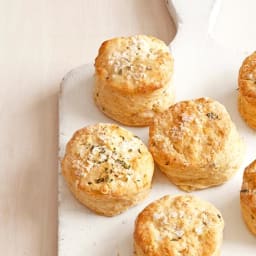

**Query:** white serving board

left=59, top=0, right=256, bottom=255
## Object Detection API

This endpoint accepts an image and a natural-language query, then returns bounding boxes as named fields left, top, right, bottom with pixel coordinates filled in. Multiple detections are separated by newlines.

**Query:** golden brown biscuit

left=238, top=51, right=256, bottom=129
left=62, top=123, right=154, bottom=216
left=94, top=35, right=174, bottom=126
left=149, top=97, right=244, bottom=192
left=134, top=195, right=224, bottom=256
left=240, top=159, right=256, bottom=235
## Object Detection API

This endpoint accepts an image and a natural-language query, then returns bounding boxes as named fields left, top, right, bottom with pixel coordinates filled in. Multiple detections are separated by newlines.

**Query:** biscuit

left=149, top=97, right=244, bottom=192
left=134, top=195, right=224, bottom=256
left=94, top=35, right=174, bottom=126
left=240, top=159, right=256, bottom=235
left=62, top=123, right=154, bottom=216
left=238, top=51, right=256, bottom=129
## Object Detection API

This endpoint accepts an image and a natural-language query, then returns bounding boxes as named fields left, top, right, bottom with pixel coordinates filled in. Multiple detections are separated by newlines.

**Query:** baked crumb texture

left=94, top=35, right=174, bottom=126
left=238, top=51, right=256, bottom=129
left=149, top=97, right=244, bottom=192
left=134, top=195, right=224, bottom=256
left=61, top=123, right=154, bottom=216
left=240, top=159, right=256, bottom=235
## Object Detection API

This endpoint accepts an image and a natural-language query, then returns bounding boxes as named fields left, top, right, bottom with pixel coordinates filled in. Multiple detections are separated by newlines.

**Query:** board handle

left=166, top=0, right=221, bottom=51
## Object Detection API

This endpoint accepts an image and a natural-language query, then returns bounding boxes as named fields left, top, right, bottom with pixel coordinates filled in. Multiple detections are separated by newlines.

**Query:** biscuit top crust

left=149, top=98, right=232, bottom=168
left=241, top=160, right=256, bottom=208
left=135, top=195, right=224, bottom=256
left=239, top=51, right=256, bottom=99
left=95, top=35, right=173, bottom=94
left=62, top=123, right=153, bottom=196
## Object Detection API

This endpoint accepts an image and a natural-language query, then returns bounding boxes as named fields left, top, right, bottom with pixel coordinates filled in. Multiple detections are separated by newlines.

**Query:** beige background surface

left=0, top=1, right=175, bottom=255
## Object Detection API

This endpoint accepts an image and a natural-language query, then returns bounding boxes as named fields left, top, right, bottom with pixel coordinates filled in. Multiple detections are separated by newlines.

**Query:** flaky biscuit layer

left=149, top=97, right=244, bottom=191
left=94, top=35, right=174, bottom=126
left=240, top=160, right=256, bottom=235
left=238, top=51, right=256, bottom=129
left=62, top=123, right=154, bottom=216
left=134, top=195, right=224, bottom=256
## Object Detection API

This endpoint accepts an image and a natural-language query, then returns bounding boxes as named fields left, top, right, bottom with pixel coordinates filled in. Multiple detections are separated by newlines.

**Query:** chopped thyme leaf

left=171, top=237, right=181, bottom=241
left=120, top=135, right=125, bottom=141
left=128, top=149, right=132, bottom=152
left=116, top=159, right=130, bottom=169
left=95, top=177, right=105, bottom=184
left=99, top=148, right=105, bottom=154
left=88, top=181, right=92, bottom=185
left=206, top=112, right=219, bottom=120
left=138, top=148, right=141, bottom=154
left=217, top=214, right=221, bottom=219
